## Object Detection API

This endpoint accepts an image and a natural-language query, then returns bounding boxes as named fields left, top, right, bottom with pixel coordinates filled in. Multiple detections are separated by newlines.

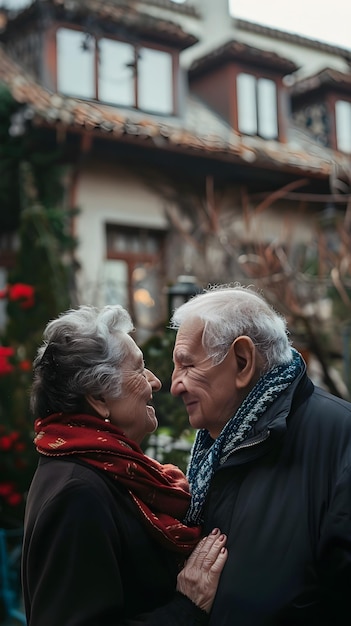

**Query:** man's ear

left=85, top=394, right=107, bottom=418
left=232, top=336, right=257, bottom=389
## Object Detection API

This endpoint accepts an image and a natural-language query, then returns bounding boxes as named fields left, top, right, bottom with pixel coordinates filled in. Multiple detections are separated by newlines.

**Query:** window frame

left=236, top=70, right=279, bottom=140
left=55, top=24, right=178, bottom=115
left=105, top=224, right=166, bottom=327
left=334, top=98, right=351, bottom=154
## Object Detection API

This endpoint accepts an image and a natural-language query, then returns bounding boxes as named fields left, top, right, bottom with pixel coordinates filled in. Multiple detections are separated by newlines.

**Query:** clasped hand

left=176, top=528, right=227, bottom=613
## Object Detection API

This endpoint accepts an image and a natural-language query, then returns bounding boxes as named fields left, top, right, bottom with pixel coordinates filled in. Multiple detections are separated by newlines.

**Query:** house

left=0, top=0, right=350, bottom=343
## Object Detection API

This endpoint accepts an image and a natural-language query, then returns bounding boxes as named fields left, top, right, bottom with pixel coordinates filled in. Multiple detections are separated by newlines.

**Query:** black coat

left=22, top=456, right=207, bottom=626
left=202, top=370, right=351, bottom=625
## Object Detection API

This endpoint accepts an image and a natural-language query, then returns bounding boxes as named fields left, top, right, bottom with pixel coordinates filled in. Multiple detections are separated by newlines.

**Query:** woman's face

left=105, top=335, right=161, bottom=445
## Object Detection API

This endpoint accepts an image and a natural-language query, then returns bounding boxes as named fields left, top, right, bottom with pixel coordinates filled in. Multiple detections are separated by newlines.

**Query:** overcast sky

left=230, top=0, right=351, bottom=51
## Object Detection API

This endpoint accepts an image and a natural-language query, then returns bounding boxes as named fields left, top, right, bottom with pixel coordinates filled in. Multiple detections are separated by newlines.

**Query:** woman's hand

left=176, top=528, right=227, bottom=614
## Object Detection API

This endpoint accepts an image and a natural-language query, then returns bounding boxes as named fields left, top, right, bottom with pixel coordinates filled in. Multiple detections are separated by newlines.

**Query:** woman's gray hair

left=30, top=304, right=134, bottom=417
left=170, top=284, right=292, bottom=371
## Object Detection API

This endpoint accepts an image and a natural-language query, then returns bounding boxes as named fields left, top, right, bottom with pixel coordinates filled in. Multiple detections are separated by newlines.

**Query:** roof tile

left=0, top=45, right=348, bottom=177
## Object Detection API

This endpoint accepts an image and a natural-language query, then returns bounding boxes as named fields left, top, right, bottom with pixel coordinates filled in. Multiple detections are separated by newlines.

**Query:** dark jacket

left=203, top=368, right=351, bottom=625
left=22, top=457, right=207, bottom=626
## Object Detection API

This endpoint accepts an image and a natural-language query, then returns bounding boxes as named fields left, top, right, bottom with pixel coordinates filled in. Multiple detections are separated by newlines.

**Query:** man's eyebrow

left=173, top=349, right=192, bottom=364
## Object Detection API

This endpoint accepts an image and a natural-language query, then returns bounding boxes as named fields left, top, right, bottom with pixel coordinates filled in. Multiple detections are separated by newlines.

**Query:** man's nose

left=170, top=370, right=184, bottom=396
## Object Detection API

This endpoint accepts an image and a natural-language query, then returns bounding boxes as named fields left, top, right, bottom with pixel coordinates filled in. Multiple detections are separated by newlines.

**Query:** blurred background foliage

left=0, top=86, right=193, bottom=526
left=141, top=328, right=194, bottom=473
left=0, top=87, right=76, bottom=527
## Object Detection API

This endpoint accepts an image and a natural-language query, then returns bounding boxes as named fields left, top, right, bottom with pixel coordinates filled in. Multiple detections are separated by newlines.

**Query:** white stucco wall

left=152, top=0, right=351, bottom=79
left=134, top=0, right=234, bottom=69
left=74, top=161, right=168, bottom=307
left=223, top=204, right=317, bottom=244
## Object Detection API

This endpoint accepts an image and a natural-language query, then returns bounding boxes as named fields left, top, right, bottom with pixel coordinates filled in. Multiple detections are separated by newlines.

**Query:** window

left=138, top=48, right=173, bottom=114
left=57, top=28, right=95, bottom=99
left=237, top=73, right=278, bottom=139
left=56, top=28, right=175, bottom=115
left=105, top=225, right=166, bottom=341
left=335, top=100, right=351, bottom=153
left=98, top=39, right=135, bottom=107
left=292, top=103, right=329, bottom=147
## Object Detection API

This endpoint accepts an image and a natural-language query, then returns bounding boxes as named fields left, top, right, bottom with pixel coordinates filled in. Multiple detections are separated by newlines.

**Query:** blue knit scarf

left=184, top=348, right=303, bottom=525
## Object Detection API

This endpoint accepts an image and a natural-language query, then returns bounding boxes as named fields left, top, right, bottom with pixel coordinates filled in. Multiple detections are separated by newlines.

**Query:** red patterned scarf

left=34, top=413, right=202, bottom=555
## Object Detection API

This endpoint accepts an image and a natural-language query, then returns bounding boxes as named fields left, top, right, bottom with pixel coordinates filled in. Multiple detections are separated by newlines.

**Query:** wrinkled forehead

left=173, top=317, right=205, bottom=355
left=120, top=333, right=143, bottom=362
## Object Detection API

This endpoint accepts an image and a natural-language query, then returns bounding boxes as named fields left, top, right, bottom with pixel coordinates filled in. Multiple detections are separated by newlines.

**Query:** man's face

left=171, top=318, right=242, bottom=439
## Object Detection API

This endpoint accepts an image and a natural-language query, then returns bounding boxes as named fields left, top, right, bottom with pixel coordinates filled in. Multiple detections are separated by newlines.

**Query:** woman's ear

left=85, top=394, right=108, bottom=418
left=232, top=336, right=257, bottom=389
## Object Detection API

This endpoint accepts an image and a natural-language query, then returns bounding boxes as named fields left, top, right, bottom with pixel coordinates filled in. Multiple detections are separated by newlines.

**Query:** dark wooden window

left=105, top=225, right=166, bottom=339
left=237, top=72, right=278, bottom=139
left=56, top=27, right=175, bottom=115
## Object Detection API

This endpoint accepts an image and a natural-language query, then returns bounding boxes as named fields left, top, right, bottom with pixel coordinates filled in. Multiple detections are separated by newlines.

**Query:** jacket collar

left=253, top=364, right=314, bottom=436
left=220, top=365, right=314, bottom=467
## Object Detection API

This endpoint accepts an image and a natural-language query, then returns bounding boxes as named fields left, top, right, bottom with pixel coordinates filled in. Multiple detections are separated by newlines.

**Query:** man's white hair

left=170, top=284, right=292, bottom=371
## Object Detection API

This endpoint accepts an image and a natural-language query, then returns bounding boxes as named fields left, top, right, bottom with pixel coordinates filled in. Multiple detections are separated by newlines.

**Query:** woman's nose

left=146, top=369, right=162, bottom=391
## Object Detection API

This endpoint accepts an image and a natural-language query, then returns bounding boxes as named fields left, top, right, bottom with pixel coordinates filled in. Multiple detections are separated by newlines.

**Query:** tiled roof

left=3, top=0, right=198, bottom=50
left=234, top=18, right=351, bottom=61
left=0, top=45, right=348, bottom=178
left=290, top=68, right=351, bottom=96
left=189, top=39, right=298, bottom=75
left=136, top=0, right=199, bottom=17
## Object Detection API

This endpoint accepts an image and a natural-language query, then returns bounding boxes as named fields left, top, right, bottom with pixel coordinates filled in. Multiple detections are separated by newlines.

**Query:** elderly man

left=170, top=284, right=351, bottom=626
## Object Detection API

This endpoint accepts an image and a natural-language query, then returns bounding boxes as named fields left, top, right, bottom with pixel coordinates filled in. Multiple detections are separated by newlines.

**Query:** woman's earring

left=104, top=411, right=110, bottom=423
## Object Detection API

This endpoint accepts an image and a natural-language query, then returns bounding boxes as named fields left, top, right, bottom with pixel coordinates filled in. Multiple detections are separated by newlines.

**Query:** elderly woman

left=22, top=304, right=227, bottom=626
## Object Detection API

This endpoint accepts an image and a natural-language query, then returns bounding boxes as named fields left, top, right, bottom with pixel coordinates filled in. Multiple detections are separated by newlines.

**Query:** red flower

left=0, top=346, right=14, bottom=357
left=0, top=483, right=22, bottom=506
left=0, top=435, right=14, bottom=450
left=0, top=346, right=15, bottom=375
left=19, top=359, right=32, bottom=371
left=7, top=492, right=22, bottom=507
left=8, top=283, right=35, bottom=308
left=0, top=432, right=20, bottom=450
left=0, top=482, right=15, bottom=496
